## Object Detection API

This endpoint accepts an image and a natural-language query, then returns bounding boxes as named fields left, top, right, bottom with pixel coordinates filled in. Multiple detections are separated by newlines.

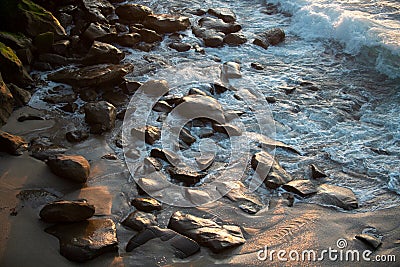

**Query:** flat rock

left=82, top=41, right=124, bottom=65
left=45, top=219, right=118, bottom=262
left=0, top=130, right=27, bottom=155
left=84, top=101, right=116, bottom=133
left=138, top=79, right=169, bottom=96
left=223, top=32, right=247, bottom=45
left=168, top=211, right=245, bottom=252
left=131, top=197, right=162, bottom=212
left=122, top=210, right=157, bottom=231
left=126, top=226, right=200, bottom=258
left=177, top=94, right=226, bottom=124
left=167, top=166, right=206, bottom=186
left=143, top=14, right=190, bottom=34
left=48, top=64, right=133, bottom=87
left=282, top=179, right=318, bottom=197
left=198, top=17, right=241, bottom=34
left=251, top=151, right=293, bottom=189
left=212, top=123, right=242, bottom=136
left=116, top=4, right=153, bottom=23
left=208, top=8, right=237, bottom=23
left=40, top=200, right=95, bottom=223
left=314, top=184, right=358, bottom=210
left=47, top=154, right=90, bottom=183
left=150, top=148, right=180, bottom=165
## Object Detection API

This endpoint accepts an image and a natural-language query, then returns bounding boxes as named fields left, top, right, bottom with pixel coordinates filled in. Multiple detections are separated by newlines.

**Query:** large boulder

left=168, top=211, right=246, bottom=252
left=84, top=101, right=116, bottom=133
left=251, top=151, right=293, bottom=189
left=39, top=200, right=95, bottom=223
left=0, top=31, right=32, bottom=50
left=122, top=210, right=157, bottom=231
left=253, top=28, right=285, bottom=49
left=143, top=14, right=190, bottom=34
left=176, top=94, right=226, bottom=123
left=8, top=83, right=31, bottom=107
left=82, top=0, right=115, bottom=23
left=0, top=130, right=27, bottom=155
left=47, top=154, right=91, bottom=183
left=48, top=63, right=133, bottom=87
left=115, top=4, right=153, bottom=23
left=192, top=27, right=224, bottom=48
left=198, top=17, right=241, bottom=34
left=82, top=41, right=125, bottom=65
left=45, top=219, right=118, bottom=262
left=0, top=73, right=14, bottom=125
left=0, top=42, right=32, bottom=86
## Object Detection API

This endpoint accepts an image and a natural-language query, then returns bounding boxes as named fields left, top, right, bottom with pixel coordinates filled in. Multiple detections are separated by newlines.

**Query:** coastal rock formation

left=45, top=219, right=118, bottom=262
left=82, top=41, right=125, bottom=65
left=47, top=154, right=91, bottom=183
left=131, top=197, right=162, bottom=212
left=0, top=74, right=14, bottom=125
left=84, top=101, right=116, bottom=133
left=177, top=94, right=226, bottom=123
left=282, top=179, right=318, bottom=197
left=253, top=28, right=285, bottom=49
left=168, top=211, right=246, bottom=252
left=0, top=42, right=32, bottom=86
left=143, top=14, right=190, bottom=34
left=0, top=130, right=27, bottom=155
left=40, top=200, right=95, bottom=223
left=122, top=211, right=158, bottom=231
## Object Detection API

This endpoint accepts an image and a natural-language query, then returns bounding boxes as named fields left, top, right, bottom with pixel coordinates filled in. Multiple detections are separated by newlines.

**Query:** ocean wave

left=268, top=0, right=400, bottom=78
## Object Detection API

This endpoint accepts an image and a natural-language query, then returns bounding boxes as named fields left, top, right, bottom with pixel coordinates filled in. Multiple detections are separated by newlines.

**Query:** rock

left=0, top=130, right=27, bottom=155
left=121, top=80, right=142, bottom=95
left=208, top=8, right=236, bottom=23
left=131, top=197, right=162, bottom=212
left=33, top=31, right=54, bottom=52
left=152, top=100, right=172, bottom=112
left=221, top=61, right=242, bottom=79
left=0, top=42, right=32, bottom=86
left=168, top=211, right=245, bottom=252
left=101, top=153, right=117, bottom=160
left=169, top=42, right=191, bottom=52
left=84, top=101, right=116, bottom=133
left=29, top=137, right=67, bottom=161
left=300, top=81, right=319, bottom=91
left=136, top=175, right=170, bottom=194
left=143, top=14, right=190, bottom=34
left=179, top=128, right=196, bottom=145
left=16, top=47, right=33, bottom=65
left=195, top=154, right=215, bottom=170
left=116, top=4, right=153, bottom=23
left=167, top=166, right=206, bottom=186
left=282, top=179, right=318, bottom=197
left=310, top=164, right=327, bottom=179
left=52, top=40, right=69, bottom=56
left=177, top=94, right=226, bottom=124
left=355, top=234, right=382, bottom=250
left=265, top=96, right=276, bottom=103
left=122, top=211, right=157, bottom=231
left=39, top=200, right=95, bottom=223
left=126, top=226, right=200, bottom=258
left=82, top=0, right=115, bottom=23
left=48, top=64, right=133, bottom=87
left=131, top=125, right=161, bottom=145
left=82, top=22, right=116, bottom=41
left=138, top=79, right=170, bottom=96
left=57, top=12, right=73, bottom=29
left=251, top=62, right=264, bottom=70
left=192, top=27, right=224, bottom=47
left=251, top=151, right=293, bottom=189
left=66, top=130, right=89, bottom=143
left=143, top=157, right=162, bottom=171
left=112, top=33, right=141, bottom=46
left=45, top=219, right=118, bottom=262
left=82, top=41, right=125, bottom=65
left=314, top=184, right=358, bottom=210
left=253, top=28, right=285, bottom=49
left=0, top=31, right=32, bottom=50
left=17, top=114, right=44, bottom=122
left=223, top=32, right=247, bottom=45
left=212, top=123, right=242, bottom=136
left=0, top=74, right=14, bottom=125
left=43, top=91, right=76, bottom=104
left=198, top=17, right=241, bottom=34
left=188, top=88, right=208, bottom=96
left=139, top=28, right=162, bottom=43
left=150, top=148, right=180, bottom=165
left=210, top=82, right=229, bottom=94
left=47, top=154, right=90, bottom=183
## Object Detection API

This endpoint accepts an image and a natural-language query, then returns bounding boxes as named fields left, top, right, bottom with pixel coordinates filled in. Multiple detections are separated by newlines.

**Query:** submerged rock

left=84, top=101, right=116, bottom=134
left=45, top=219, right=118, bottom=262
left=47, top=154, right=90, bottom=183
left=168, top=211, right=245, bottom=252
left=131, top=197, right=162, bottom=212
left=122, top=210, right=157, bottom=231
left=40, top=200, right=95, bottom=223
left=251, top=151, right=293, bottom=189
left=0, top=130, right=27, bottom=155
left=314, top=184, right=358, bottom=210
left=282, top=179, right=318, bottom=197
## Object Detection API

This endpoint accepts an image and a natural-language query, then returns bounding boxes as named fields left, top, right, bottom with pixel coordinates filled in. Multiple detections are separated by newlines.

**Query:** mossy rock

left=34, top=31, right=54, bottom=52
left=0, top=42, right=32, bottom=86
left=0, top=72, right=15, bottom=126
left=0, top=31, right=32, bottom=50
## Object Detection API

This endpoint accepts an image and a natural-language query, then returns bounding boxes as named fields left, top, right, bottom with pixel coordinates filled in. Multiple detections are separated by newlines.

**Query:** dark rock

left=81, top=22, right=116, bottom=42
left=187, top=9, right=207, bottom=16
left=143, top=14, right=190, bottom=34
left=310, top=164, right=327, bottom=179
left=135, top=42, right=156, bottom=52
left=126, top=226, right=200, bottom=258
left=355, top=234, right=382, bottom=250
left=139, top=28, right=162, bottom=43
left=282, top=179, right=318, bottom=197
left=143, top=157, right=162, bottom=172
left=48, top=64, right=133, bottom=87
left=0, top=42, right=32, bottom=86
left=0, top=130, right=27, bottom=155
left=82, top=41, right=125, bottom=65
left=122, top=210, right=157, bottom=231
left=253, top=28, right=285, bottom=49
left=152, top=100, right=172, bottom=112
left=265, top=96, right=276, bottom=103
left=198, top=17, right=241, bottom=34
left=188, top=88, right=207, bottom=96
left=192, top=27, right=224, bottom=47
left=300, top=81, right=319, bottom=91
left=59, top=102, right=78, bottom=113
left=0, top=74, right=14, bottom=125
left=167, top=166, right=206, bottom=186
left=57, top=13, right=73, bottom=29
left=66, top=130, right=89, bottom=143
left=102, top=90, right=128, bottom=107
left=17, top=114, right=44, bottom=122
left=33, top=31, right=54, bottom=52
left=0, top=31, right=32, bottom=50
left=131, top=197, right=162, bottom=212
left=212, top=123, right=242, bottom=136
left=45, top=219, right=118, bottom=262
left=208, top=8, right=236, bottom=23
left=82, top=0, right=115, bottom=23
left=179, top=128, right=196, bottom=145
left=84, top=101, right=116, bottom=134
left=131, top=125, right=161, bottom=145
left=115, top=22, right=129, bottom=33
left=47, top=154, right=91, bottom=183
left=43, top=91, right=76, bottom=104
left=168, top=211, right=245, bottom=252
left=16, top=47, right=33, bottom=65
left=169, top=42, right=191, bottom=52
left=37, top=53, right=75, bottom=67
left=210, top=82, right=229, bottom=94
left=150, top=148, right=180, bottom=165
left=79, top=88, right=98, bottom=102
left=223, top=32, right=247, bottom=45
left=112, top=33, right=141, bottom=47
left=121, top=80, right=142, bottom=95
left=314, top=184, right=358, bottom=210
left=29, top=137, right=67, bottom=161
left=251, top=62, right=264, bottom=70
left=251, top=151, right=293, bottom=189
left=52, top=40, right=70, bottom=56
left=40, top=200, right=95, bottom=223
left=116, top=4, right=153, bottom=23
left=101, top=153, right=117, bottom=160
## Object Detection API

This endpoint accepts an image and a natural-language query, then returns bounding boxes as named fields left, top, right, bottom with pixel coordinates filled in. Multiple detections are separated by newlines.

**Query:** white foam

left=269, top=0, right=400, bottom=78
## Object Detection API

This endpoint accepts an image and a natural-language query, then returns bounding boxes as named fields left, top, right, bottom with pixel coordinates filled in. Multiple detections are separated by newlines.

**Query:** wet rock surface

left=47, top=154, right=91, bottom=183
left=84, top=101, right=116, bottom=134
left=122, top=210, right=157, bottom=231
left=282, top=179, right=318, bottom=197
left=0, top=130, right=27, bottom=155
left=40, top=200, right=95, bottom=223
left=131, top=197, right=162, bottom=212
left=313, top=184, right=359, bottom=210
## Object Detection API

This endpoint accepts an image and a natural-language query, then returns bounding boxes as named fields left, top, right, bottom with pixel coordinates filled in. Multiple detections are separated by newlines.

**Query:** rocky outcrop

left=168, top=211, right=245, bottom=252
left=0, top=73, right=14, bottom=125
left=47, top=154, right=91, bottom=183
left=40, top=200, right=95, bottom=223
left=0, top=42, right=32, bottom=86
left=0, top=130, right=27, bottom=155
left=84, top=101, right=116, bottom=133
left=45, top=219, right=118, bottom=262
